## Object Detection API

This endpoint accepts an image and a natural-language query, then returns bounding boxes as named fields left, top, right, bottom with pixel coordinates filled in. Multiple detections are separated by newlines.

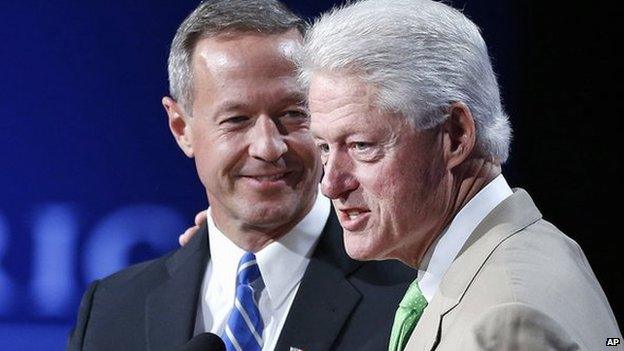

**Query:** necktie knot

left=237, top=252, right=261, bottom=286
left=398, top=280, right=427, bottom=310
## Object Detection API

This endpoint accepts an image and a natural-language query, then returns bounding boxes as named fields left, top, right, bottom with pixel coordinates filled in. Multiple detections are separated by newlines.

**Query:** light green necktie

left=388, top=280, right=428, bottom=351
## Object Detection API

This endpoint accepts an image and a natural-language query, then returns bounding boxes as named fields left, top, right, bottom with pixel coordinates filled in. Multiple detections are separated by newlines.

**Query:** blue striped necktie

left=223, top=252, right=264, bottom=351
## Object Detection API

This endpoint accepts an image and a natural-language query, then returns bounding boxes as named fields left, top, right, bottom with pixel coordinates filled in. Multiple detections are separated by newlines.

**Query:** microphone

left=179, top=332, right=226, bottom=351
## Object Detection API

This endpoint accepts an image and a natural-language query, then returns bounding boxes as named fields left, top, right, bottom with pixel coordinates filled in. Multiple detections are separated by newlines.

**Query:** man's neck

left=404, top=157, right=501, bottom=268
left=209, top=195, right=317, bottom=253
left=450, top=158, right=502, bottom=213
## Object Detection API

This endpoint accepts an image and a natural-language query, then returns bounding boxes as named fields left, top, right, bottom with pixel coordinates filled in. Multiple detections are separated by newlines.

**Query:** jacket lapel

left=405, top=189, right=543, bottom=351
left=145, top=224, right=210, bottom=351
left=275, top=212, right=363, bottom=351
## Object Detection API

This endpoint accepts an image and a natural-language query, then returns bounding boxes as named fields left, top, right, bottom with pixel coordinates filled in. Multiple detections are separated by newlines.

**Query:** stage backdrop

left=1, top=1, right=619, bottom=349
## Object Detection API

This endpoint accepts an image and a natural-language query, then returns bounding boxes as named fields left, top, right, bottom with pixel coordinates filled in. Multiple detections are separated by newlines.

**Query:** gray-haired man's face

left=165, top=30, right=322, bottom=236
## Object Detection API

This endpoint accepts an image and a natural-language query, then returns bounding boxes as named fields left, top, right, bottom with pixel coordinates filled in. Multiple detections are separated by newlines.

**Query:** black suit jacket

left=67, top=211, right=415, bottom=350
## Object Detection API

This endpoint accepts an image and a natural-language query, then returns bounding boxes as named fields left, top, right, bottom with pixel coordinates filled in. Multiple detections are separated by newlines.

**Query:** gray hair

left=299, top=0, right=512, bottom=163
left=167, top=0, right=305, bottom=114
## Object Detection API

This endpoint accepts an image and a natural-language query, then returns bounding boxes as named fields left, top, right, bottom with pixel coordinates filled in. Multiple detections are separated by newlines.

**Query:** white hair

left=299, top=0, right=512, bottom=162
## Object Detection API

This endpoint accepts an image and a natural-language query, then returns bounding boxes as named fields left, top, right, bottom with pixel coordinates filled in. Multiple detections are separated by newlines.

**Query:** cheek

left=193, top=148, right=219, bottom=183
left=360, top=164, right=416, bottom=230
left=358, top=163, right=400, bottom=202
left=193, top=136, right=245, bottom=181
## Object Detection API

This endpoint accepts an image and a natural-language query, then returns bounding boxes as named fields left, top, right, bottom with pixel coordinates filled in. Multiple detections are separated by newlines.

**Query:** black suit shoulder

left=338, top=259, right=415, bottom=350
left=274, top=212, right=416, bottom=350
left=95, top=253, right=171, bottom=292
left=68, top=244, right=198, bottom=351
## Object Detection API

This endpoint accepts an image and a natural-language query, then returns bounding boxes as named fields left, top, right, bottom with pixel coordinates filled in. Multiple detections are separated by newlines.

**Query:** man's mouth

left=239, top=171, right=296, bottom=189
left=346, top=209, right=366, bottom=220
left=337, top=207, right=371, bottom=231
left=246, top=172, right=289, bottom=181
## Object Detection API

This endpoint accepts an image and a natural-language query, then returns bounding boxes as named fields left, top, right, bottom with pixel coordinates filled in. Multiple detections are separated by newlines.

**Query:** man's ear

left=162, top=96, right=194, bottom=158
left=441, top=101, right=476, bottom=169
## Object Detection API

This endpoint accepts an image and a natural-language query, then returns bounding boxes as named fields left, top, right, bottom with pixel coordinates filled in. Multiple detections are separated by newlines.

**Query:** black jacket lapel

left=275, top=212, right=363, bottom=351
left=145, top=224, right=210, bottom=351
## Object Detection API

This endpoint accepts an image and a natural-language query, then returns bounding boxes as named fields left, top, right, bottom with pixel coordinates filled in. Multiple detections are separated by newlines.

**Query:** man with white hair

left=300, top=0, right=622, bottom=350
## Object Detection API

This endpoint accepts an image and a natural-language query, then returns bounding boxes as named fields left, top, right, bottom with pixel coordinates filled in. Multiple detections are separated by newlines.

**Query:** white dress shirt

left=193, top=191, right=331, bottom=351
left=417, top=175, right=513, bottom=302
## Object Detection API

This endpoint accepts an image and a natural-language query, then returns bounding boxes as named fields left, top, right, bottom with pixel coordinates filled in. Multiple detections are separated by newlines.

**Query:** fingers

left=179, top=209, right=209, bottom=247
left=179, top=227, right=194, bottom=246
left=194, top=210, right=208, bottom=226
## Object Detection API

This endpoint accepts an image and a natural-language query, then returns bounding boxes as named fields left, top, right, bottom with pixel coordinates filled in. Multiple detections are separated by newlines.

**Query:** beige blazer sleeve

left=464, top=303, right=580, bottom=351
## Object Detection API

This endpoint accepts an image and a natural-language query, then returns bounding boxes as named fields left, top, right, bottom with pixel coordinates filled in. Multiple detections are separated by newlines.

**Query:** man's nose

left=248, top=116, right=288, bottom=163
left=321, top=152, right=359, bottom=200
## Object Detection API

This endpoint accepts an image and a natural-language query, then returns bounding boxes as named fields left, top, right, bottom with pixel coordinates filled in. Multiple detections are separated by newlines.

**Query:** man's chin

left=343, top=233, right=382, bottom=261
left=227, top=190, right=314, bottom=231
left=238, top=202, right=300, bottom=228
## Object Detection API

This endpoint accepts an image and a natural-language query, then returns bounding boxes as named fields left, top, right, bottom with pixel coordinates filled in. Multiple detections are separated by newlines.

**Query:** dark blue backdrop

left=1, top=1, right=619, bottom=350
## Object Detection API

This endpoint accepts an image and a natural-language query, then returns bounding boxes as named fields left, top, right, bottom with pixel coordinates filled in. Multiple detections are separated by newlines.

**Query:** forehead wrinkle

left=311, top=105, right=371, bottom=142
left=308, top=73, right=375, bottom=120
left=310, top=86, right=376, bottom=142
left=309, top=84, right=370, bottom=110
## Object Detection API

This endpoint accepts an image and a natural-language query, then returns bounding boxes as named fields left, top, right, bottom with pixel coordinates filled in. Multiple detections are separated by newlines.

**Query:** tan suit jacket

left=405, top=189, right=622, bottom=351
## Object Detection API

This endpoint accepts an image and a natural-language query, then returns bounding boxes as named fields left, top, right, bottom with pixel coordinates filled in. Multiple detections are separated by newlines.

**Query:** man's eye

left=352, top=142, right=371, bottom=151
left=317, top=143, right=330, bottom=153
left=221, top=116, right=249, bottom=125
left=282, top=110, right=309, bottom=120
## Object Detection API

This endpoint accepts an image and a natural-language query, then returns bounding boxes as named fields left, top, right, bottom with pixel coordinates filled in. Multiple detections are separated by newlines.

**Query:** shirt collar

left=207, top=209, right=246, bottom=301
left=417, top=174, right=513, bottom=302
left=207, top=188, right=330, bottom=309
left=256, top=191, right=330, bottom=308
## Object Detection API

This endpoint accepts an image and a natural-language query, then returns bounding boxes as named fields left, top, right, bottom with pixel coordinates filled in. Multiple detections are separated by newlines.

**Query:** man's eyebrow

left=213, top=101, right=246, bottom=113
left=283, top=91, right=307, bottom=106
left=213, top=91, right=306, bottom=111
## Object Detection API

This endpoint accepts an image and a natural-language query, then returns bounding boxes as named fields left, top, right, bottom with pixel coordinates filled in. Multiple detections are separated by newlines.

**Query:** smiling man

left=67, top=1, right=414, bottom=350
left=163, top=28, right=320, bottom=256
left=300, top=0, right=622, bottom=350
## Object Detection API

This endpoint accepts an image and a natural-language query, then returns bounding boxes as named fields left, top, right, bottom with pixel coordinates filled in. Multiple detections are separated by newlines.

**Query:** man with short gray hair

left=67, top=1, right=414, bottom=350
left=302, top=0, right=621, bottom=350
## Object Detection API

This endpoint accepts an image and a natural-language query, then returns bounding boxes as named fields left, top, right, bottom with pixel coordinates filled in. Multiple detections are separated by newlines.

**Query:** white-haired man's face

left=309, top=73, right=450, bottom=265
